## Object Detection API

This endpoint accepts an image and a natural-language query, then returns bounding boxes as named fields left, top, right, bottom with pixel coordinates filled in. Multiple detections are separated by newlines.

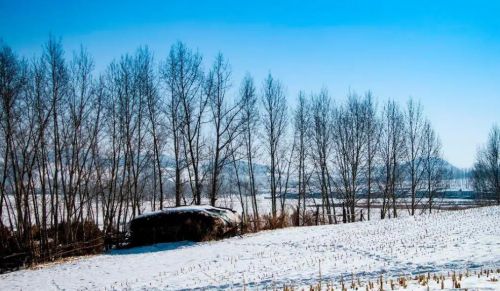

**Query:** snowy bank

left=0, top=206, right=498, bottom=290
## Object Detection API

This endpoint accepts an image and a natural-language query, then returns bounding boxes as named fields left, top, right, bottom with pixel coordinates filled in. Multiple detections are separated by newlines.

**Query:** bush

left=261, top=212, right=290, bottom=230
left=51, top=220, right=104, bottom=257
left=0, top=225, right=28, bottom=273
left=129, top=206, right=240, bottom=246
left=1, top=220, right=105, bottom=273
left=0, top=225, right=20, bottom=257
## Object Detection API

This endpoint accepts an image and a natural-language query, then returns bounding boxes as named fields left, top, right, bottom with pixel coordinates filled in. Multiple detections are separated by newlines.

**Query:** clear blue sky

left=1, top=0, right=499, bottom=168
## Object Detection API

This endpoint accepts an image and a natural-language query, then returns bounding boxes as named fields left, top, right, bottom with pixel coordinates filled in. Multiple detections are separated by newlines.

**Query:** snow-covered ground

left=1, top=206, right=499, bottom=290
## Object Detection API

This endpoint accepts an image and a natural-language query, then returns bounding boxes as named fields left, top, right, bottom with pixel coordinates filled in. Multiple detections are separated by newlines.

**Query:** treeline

left=0, top=36, right=496, bottom=265
left=290, top=92, right=448, bottom=224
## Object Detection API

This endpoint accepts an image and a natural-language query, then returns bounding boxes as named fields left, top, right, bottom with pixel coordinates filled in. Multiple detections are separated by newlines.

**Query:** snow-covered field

left=1, top=206, right=499, bottom=290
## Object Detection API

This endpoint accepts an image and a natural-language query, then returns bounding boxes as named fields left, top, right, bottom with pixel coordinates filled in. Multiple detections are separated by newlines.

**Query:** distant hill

left=158, top=154, right=472, bottom=190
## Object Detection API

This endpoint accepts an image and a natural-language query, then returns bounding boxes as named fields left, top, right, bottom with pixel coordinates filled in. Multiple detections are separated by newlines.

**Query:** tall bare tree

left=44, top=36, right=69, bottom=245
left=142, top=51, right=166, bottom=210
left=363, top=92, right=380, bottom=220
left=239, top=74, right=260, bottom=223
left=332, top=92, right=368, bottom=222
left=0, top=43, right=28, bottom=237
left=163, top=42, right=205, bottom=205
left=311, top=89, right=335, bottom=224
left=378, top=100, right=406, bottom=219
left=404, top=98, right=425, bottom=215
left=60, top=45, right=97, bottom=241
left=293, top=91, right=311, bottom=225
left=261, top=74, right=287, bottom=218
left=29, top=55, right=53, bottom=254
left=206, top=53, right=242, bottom=206
left=422, top=120, right=445, bottom=213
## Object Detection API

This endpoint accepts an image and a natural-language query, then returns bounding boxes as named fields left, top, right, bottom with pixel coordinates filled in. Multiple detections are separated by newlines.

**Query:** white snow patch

left=135, top=205, right=240, bottom=226
left=0, top=206, right=498, bottom=290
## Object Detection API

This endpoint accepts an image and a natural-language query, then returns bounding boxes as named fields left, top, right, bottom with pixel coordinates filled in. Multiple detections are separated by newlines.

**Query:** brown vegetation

left=0, top=221, right=103, bottom=273
left=128, top=207, right=240, bottom=246
left=276, top=268, right=499, bottom=290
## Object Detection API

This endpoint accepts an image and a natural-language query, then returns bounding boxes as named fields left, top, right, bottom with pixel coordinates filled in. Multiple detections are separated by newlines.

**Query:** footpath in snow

left=0, top=206, right=499, bottom=290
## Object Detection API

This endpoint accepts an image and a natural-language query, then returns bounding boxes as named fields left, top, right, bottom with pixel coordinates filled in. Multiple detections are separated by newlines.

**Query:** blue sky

left=1, top=0, right=499, bottom=168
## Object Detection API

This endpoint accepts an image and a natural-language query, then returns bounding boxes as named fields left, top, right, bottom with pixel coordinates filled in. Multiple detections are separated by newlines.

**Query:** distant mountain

left=157, top=154, right=471, bottom=188
left=438, top=158, right=472, bottom=179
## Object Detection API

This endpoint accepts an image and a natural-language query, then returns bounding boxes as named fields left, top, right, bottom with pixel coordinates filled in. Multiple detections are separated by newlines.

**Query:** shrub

left=128, top=206, right=240, bottom=246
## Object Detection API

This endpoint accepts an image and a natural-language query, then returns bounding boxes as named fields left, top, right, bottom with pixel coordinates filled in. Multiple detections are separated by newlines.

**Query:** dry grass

left=240, top=209, right=323, bottom=234
left=275, top=268, right=500, bottom=290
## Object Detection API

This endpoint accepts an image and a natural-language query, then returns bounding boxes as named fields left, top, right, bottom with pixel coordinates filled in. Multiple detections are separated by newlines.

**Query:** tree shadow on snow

left=108, top=241, right=197, bottom=256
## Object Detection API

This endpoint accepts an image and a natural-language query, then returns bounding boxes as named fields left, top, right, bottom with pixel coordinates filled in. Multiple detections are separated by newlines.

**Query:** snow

left=1, top=206, right=499, bottom=290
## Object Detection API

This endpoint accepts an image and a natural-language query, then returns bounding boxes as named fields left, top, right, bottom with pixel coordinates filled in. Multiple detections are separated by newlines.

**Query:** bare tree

left=60, top=45, right=97, bottom=241
left=404, top=98, right=425, bottom=215
left=422, top=120, right=445, bottom=213
left=136, top=47, right=166, bottom=211
left=206, top=53, right=242, bottom=206
left=101, top=49, right=153, bottom=231
left=472, top=125, right=500, bottom=204
left=44, top=36, right=69, bottom=245
left=311, top=89, right=335, bottom=224
left=293, top=91, right=311, bottom=225
left=239, top=74, right=260, bottom=224
left=162, top=44, right=184, bottom=206
left=29, top=55, right=53, bottom=254
left=261, top=73, right=287, bottom=218
left=163, top=42, right=205, bottom=205
left=363, top=92, right=380, bottom=220
left=378, top=100, right=406, bottom=219
left=332, top=92, right=368, bottom=222
left=100, top=62, right=126, bottom=234
left=0, top=42, right=29, bottom=238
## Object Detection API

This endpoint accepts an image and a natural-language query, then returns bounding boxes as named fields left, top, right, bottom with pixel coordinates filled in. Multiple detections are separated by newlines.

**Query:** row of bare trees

left=0, top=38, right=276, bottom=258
left=289, top=91, right=448, bottom=225
left=1, top=37, right=451, bottom=259
left=0, top=38, right=107, bottom=257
